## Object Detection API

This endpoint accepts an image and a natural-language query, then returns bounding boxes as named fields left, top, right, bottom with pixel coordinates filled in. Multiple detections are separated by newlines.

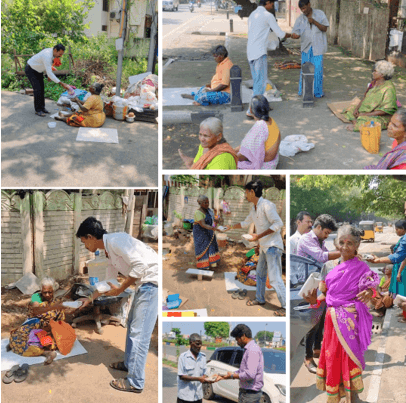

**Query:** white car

left=162, top=0, right=179, bottom=11
left=203, top=346, right=286, bottom=403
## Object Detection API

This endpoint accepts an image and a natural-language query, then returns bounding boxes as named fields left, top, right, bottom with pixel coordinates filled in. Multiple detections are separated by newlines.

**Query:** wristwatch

left=230, top=373, right=234, bottom=380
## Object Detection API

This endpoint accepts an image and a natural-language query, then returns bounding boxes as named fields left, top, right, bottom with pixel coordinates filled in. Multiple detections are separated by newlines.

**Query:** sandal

left=246, top=299, right=265, bottom=306
left=109, top=361, right=128, bottom=372
left=274, top=308, right=286, bottom=317
left=110, top=378, right=142, bottom=393
left=35, top=111, right=46, bottom=117
left=238, top=289, right=248, bottom=300
left=398, top=318, right=406, bottom=323
left=14, top=364, right=29, bottom=383
left=231, top=291, right=240, bottom=299
left=2, top=364, right=20, bottom=384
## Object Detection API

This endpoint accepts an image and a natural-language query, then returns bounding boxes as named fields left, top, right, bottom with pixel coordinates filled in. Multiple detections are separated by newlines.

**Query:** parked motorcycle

left=197, top=0, right=201, bottom=7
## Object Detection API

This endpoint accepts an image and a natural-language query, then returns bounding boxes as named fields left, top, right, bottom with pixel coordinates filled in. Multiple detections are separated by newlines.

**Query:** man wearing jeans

left=76, top=217, right=158, bottom=394
left=246, top=0, right=291, bottom=118
left=226, top=180, right=286, bottom=316
left=218, top=324, right=264, bottom=403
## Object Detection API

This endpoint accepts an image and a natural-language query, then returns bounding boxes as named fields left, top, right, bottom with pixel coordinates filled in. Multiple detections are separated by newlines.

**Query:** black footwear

left=303, top=359, right=317, bottom=374
left=42, top=109, right=50, bottom=114
left=35, top=111, right=46, bottom=117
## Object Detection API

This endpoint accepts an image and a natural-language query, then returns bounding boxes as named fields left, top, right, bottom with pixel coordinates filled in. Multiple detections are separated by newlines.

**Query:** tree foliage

left=254, top=331, right=274, bottom=342
left=1, top=0, right=95, bottom=55
left=171, top=328, right=181, bottom=336
left=204, top=322, right=230, bottom=339
left=291, top=175, right=406, bottom=222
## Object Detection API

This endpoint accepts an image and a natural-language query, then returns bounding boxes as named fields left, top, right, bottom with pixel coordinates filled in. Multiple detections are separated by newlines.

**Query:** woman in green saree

left=344, top=60, right=397, bottom=132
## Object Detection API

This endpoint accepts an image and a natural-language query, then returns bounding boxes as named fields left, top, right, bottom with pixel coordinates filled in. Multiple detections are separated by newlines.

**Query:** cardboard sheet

left=76, top=128, right=119, bottom=144
left=327, top=97, right=361, bottom=123
left=1, top=338, right=88, bottom=371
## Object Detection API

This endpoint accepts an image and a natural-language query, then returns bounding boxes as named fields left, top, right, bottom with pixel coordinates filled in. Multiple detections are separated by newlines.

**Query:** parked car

left=203, top=346, right=286, bottom=403
left=162, top=0, right=179, bottom=11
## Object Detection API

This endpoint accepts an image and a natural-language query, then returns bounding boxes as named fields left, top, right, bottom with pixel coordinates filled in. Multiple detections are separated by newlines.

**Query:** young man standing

left=177, top=333, right=210, bottom=403
left=219, top=324, right=264, bottom=403
left=226, top=180, right=286, bottom=316
left=291, top=0, right=329, bottom=98
left=290, top=211, right=313, bottom=254
left=246, top=0, right=291, bottom=117
left=76, top=217, right=158, bottom=394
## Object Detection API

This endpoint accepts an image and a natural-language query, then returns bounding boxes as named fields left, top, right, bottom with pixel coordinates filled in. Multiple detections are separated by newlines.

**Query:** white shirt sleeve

left=240, top=209, right=254, bottom=229
left=44, top=52, right=60, bottom=83
left=264, top=202, right=283, bottom=232
left=268, top=13, right=286, bottom=39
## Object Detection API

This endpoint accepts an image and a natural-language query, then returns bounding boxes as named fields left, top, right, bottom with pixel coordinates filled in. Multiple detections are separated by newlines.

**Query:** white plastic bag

left=299, top=272, right=321, bottom=298
left=267, top=31, right=280, bottom=51
left=279, top=135, right=315, bottom=157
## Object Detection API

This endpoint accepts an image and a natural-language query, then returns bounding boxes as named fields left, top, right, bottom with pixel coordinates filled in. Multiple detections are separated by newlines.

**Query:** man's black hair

left=298, top=0, right=310, bottom=8
left=54, top=44, right=66, bottom=52
left=296, top=211, right=312, bottom=222
left=314, top=214, right=338, bottom=232
left=395, top=219, right=406, bottom=230
left=245, top=180, right=263, bottom=198
left=76, top=217, right=107, bottom=239
left=259, top=0, right=276, bottom=6
left=230, top=324, right=252, bottom=339
left=212, top=45, right=228, bottom=58
left=190, top=333, right=201, bottom=343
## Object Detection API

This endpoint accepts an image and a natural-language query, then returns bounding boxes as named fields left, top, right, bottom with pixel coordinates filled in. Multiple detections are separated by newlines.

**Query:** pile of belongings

left=236, top=249, right=273, bottom=289
left=57, top=89, right=90, bottom=112
left=123, top=73, right=158, bottom=110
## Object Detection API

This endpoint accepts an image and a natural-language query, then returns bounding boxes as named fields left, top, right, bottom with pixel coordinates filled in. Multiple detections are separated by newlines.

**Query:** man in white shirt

left=226, top=180, right=286, bottom=316
left=291, top=0, right=329, bottom=98
left=76, top=217, right=158, bottom=394
left=246, top=0, right=291, bottom=118
left=290, top=211, right=313, bottom=254
left=25, top=44, right=70, bottom=117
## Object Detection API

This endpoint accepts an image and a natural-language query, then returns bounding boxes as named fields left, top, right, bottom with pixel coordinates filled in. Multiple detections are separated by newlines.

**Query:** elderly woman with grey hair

left=344, top=60, right=398, bottom=132
left=193, top=195, right=220, bottom=269
left=8, top=277, right=70, bottom=365
left=181, top=45, right=233, bottom=106
left=178, top=117, right=238, bottom=169
left=365, top=109, right=406, bottom=169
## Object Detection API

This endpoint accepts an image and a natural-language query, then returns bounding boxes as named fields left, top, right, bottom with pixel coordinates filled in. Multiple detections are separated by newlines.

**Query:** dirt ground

left=1, top=275, right=158, bottom=403
left=162, top=228, right=286, bottom=317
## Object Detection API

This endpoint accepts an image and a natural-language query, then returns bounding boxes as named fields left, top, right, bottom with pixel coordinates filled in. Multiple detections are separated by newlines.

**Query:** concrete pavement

left=163, top=10, right=406, bottom=170
left=1, top=91, right=158, bottom=187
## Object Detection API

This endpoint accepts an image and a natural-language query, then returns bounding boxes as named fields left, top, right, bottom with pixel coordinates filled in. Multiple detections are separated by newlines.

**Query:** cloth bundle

left=279, top=135, right=315, bottom=157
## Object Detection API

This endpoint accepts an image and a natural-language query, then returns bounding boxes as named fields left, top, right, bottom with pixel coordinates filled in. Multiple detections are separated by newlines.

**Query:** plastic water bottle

left=87, top=250, right=108, bottom=285
left=369, top=121, right=374, bottom=127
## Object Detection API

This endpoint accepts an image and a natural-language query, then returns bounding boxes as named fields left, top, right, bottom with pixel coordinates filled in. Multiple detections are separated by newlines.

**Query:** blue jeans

left=125, top=282, right=158, bottom=389
left=256, top=247, right=286, bottom=308
left=249, top=54, right=267, bottom=98
left=298, top=46, right=324, bottom=98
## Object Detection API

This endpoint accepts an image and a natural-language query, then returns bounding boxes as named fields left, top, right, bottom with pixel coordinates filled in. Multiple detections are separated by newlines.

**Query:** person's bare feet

left=43, top=351, right=57, bottom=365
left=192, top=101, right=202, bottom=106
left=181, top=94, right=194, bottom=100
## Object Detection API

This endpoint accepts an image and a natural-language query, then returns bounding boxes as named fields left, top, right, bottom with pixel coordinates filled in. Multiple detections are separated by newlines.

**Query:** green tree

left=1, top=0, right=95, bottom=55
left=171, top=328, right=181, bottom=336
left=255, top=331, right=274, bottom=342
left=204, top=322, right=230, bottom=339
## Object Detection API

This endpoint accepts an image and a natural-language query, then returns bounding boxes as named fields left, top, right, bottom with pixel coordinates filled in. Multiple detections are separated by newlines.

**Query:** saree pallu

left=193, top=210, right=220, bottom=269
left=344, top=80, right=397, bottom=132
left=316, top=258, right=379, bottom=401
left=9, top=302, right=65, bottom=356
left=364, top=141, right=406, bottom=170
left=389, top=236, right=406, bottom=297
left=238, top=120, right=279, bottom=170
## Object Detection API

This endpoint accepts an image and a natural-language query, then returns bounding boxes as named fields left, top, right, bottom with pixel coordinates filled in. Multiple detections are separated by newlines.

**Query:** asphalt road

left=290, top=226, right=405, bottom=402
left=1, top=91, right=158, bottom=187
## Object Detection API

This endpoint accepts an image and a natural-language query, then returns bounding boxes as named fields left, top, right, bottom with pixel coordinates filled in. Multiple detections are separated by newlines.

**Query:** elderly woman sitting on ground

left=181, top=45, right=233, bottom=106
left=235, top=95, right=281, bottom=169
left=9, top=277, right=69, bottom=365
left=344, top=60, right=397, bottom=132
left=55, top=83, right=106, bottom=127
left=178, top=117, right=238, bottom=169
left=365, top=109, right=406, bottom=169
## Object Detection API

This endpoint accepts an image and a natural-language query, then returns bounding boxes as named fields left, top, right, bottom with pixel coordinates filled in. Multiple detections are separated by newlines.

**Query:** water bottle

left=369, top=121, right=374, bottom=127
left=87, top=250, right=108, bottom=285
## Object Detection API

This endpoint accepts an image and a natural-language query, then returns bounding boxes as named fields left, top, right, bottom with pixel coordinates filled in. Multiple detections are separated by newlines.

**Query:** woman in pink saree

left=315, top=225, right=379, bottom=403
left=235, top=95, right=281, bottom=169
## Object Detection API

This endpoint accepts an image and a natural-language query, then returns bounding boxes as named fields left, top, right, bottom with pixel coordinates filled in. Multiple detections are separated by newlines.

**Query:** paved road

left=290, top=226, right=405, bottom=402
left=1, top=91, right=158, bottom=187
